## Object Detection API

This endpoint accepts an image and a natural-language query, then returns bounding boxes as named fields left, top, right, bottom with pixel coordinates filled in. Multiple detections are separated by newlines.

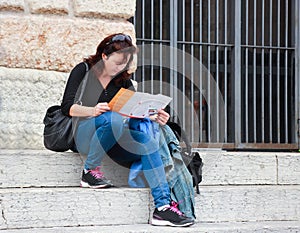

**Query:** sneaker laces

left=168, top=201, right=184, bottom=216
left=89, top=166, right=104, bottom=179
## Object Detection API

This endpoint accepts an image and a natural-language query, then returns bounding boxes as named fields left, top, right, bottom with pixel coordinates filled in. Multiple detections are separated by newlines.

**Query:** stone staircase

left=0, top=149, right=299, bottom=232
left=1, top=66, right=300, bottom=232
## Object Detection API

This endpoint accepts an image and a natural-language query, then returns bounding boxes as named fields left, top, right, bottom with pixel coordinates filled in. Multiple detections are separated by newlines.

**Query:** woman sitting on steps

left=61, top=33, right=194, bottom=227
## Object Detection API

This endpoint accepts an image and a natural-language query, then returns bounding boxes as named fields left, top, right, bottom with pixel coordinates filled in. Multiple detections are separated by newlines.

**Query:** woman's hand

left=93, top=102, right=110, bottom=116
left=155, top=109, right=170, bottom=125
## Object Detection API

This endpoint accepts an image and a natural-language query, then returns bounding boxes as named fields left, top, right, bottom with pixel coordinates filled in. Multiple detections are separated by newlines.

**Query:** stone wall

left=0, top=0, right=136, bottom=149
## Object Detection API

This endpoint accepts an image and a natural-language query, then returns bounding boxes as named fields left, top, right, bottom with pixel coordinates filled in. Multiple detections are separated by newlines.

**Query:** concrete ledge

left=0, top=187, right=150, bottom=229
left=0, top=150, right=129, bottom=187
left=196, top=185, right=300, bottom=222
left=1, top=221, right=300, bottom=233
left=0, top=186, right=299, bottom=229
left=278, top=154, right=300, bottom=184
left=2, top=150, right=300, bottom=187
left=199, top=151, right=277, bottom=185
left=1, top=150, right=300, bottom=187
left=1, top=150, right=298, bottom=228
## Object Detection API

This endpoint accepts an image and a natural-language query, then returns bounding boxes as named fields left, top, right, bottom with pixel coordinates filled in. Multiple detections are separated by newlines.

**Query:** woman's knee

left=95, top=112, right=124, bottom=135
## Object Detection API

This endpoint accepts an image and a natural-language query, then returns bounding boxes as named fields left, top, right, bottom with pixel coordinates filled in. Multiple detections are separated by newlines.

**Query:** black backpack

left=166, top=121, right=203, bottom=194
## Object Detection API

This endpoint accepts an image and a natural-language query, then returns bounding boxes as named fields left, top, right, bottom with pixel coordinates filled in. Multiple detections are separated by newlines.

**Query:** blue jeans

left=75, top=111, right=170, bottom=208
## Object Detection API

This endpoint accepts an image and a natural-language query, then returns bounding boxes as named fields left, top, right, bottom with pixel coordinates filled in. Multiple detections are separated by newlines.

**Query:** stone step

left=0, top=150, right=128, bottom=187
left=1, top=185, right=299, bottom=229
left=1, top=149, right=299, bottom=188
left=1, top=150, right=299, bottom=230
left=1, top=221, right=300, bottom=233
left=0, top=187, right=149, bottom=229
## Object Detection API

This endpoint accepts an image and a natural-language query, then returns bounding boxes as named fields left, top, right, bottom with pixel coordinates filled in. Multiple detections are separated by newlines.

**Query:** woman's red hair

left=84, top=33, right=137, bottom=82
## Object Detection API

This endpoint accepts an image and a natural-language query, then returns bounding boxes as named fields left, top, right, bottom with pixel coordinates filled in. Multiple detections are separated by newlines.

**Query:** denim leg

left=108, top=126, right=171, bottom=208
left=75, top=112, right=124, bottom=170
left=142, top=152, right=171, bottom=208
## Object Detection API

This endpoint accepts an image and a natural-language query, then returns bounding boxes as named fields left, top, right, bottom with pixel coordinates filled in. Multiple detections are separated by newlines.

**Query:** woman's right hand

left=93, top=102, right=110, bottom=116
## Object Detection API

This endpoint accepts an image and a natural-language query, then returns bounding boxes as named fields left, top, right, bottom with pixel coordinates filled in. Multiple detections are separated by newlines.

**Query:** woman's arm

left=61, top=62, right=87, bottom=116
left=69, top=102, right=110, bottom=117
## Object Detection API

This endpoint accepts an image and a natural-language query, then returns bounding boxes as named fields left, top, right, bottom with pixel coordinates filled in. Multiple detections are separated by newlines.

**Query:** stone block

left=74, top=0, right=136, bottom=19
left=277, top=154, right=300, bottom=184
left=1, top=184, right=299, bottom=229
left=0, top=150, right=82, bottom=187
left=197, top=151, right=277, bottom=185
left=27, top=0, right=69, bottom=15
left=0, top=15, right=135, bottom=72
left=0, top=150, right=129, bottom=188
left=1, top=222, right=300, bottom=232
left=0, top=67, right=67, bottom=149
left=0, top=0, right=25, bottom=12
left=196, top=185, right=300, bottom=222
left=0, top=187, right=150, bottom=229
left=0, top=66, right=135, bottom=149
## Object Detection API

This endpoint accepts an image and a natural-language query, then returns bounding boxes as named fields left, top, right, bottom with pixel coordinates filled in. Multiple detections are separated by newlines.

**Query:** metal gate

left=131, top=0, right=300, bottom=150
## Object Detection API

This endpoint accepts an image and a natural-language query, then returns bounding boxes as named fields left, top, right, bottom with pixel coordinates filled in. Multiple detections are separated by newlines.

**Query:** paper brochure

left=108, top=88, right=172, bottom=118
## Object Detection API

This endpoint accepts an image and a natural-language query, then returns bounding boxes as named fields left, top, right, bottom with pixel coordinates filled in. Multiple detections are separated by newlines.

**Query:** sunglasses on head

left=105, top=34, right=132, bottom=46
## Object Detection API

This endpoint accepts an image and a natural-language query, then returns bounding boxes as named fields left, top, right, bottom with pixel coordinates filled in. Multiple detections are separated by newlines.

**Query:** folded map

left=108, top=88, right=172, bottom=118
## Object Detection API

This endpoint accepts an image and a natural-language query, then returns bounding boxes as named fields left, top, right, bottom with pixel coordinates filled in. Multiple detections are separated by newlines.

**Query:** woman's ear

left=102, top=53, right=108, bottom=60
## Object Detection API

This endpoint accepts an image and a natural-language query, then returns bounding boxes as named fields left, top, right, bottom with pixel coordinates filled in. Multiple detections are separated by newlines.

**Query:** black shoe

left=80, top=166, right=113, bottom=188
left=151, top=201, right=194, bottom=227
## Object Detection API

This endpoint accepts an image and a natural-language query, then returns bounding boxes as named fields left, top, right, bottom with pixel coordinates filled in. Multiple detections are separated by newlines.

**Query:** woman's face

left=102, top=52, right=131, bottom=77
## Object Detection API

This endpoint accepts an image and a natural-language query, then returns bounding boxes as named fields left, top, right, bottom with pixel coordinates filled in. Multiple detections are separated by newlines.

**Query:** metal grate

left=131, top=0, right=299, bottom=150
left=240, top=0, right=297, bottom=148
